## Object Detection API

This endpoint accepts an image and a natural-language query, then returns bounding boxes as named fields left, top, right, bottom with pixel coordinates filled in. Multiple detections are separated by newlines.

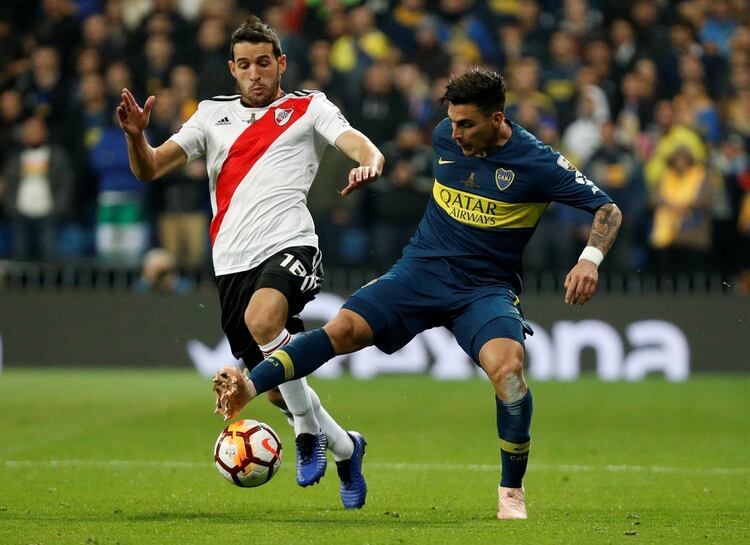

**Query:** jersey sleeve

left=309, top=93, right=352, bottom=146
left=539, top=151, right=613, bottom=212
left=168, top=104, right=207, bottom=162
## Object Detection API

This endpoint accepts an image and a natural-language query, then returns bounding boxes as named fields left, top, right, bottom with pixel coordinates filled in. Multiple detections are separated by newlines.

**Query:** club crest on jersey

left=495, top=168, right=515, bottom=191
left=275, top=108, right=293, bottom=126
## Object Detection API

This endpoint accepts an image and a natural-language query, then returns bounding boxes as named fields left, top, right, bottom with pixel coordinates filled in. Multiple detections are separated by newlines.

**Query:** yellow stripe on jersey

left=499, top=438, right=531, bottom=454
left=433, top=180, right=547, bottom=229
left=270, top=350, right=295, bottom=381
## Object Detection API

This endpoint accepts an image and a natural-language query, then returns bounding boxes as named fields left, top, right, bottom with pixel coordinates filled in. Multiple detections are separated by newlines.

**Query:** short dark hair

left=229, top=15, right=282, bottom=60
left=440, top=69, right=507, bottom=115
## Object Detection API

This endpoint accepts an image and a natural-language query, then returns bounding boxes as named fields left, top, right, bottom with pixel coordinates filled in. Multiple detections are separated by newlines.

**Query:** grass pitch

left=1, top=370, right=748, bottom=545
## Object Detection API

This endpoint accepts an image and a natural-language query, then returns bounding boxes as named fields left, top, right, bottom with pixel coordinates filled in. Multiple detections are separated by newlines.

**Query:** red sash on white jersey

left=210, top=96, right=313, bottom=245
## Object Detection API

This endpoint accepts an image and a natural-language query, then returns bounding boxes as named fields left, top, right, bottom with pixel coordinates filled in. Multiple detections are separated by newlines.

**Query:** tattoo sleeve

left=587, top=203, right=622, bottom=256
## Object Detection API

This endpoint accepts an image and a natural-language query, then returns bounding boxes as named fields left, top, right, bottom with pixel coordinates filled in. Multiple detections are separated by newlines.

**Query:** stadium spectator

left=135, top=247, right=193, bottom=294
left=347, top=62, right=410, bottom=146
left=541, top=30, right=580, bottom=128
left=262, top=4, right=309, bottom=91
left=104, top=60, right=138, bottom=105
left=630, top=0, right=670, bottom=62
left=513, top=0, right=551, bottom=64
left=586, top=120, right=647, bottom=269
left=193, top=16, right=236, bottom=99
left=33, top=0, right=82, bottom=77
left=562, top=84, right=610, bottom=166
left=392, top=63, right=433, bottom=128
left=674, top=80, right=721, bottom=145
left=303, top=39, right=349, bottom=108
left=505, top=57, right=556, bottom=121
left=371, top=122, right=432, bottom=269
left=101, top=0, right=135, bottom=54
left=0, top=11, right=26, bottom=91
left=699, top=0, right=738, bottom=58
left=644, top=100, right=707, bottom=192
left=411, top=16, right=452, bottom=80
left=649, top=146, right=712, bottom=273
left=435, top=0, right=499, bottom=65
left=15, top=46, right=69, bottom=136
left=80, top=13, right=127, bottom=64
left=63, top=72, right=110, bottom=225
left=0, top=89, right=25, bottom=172
left=383, top=0, right=428, bottom=58
left=614, top=71, right=653, bottom=151
left=136, top=32, right=178, bottom=97
left=72, top=46, right=103, bottom=82
left=557, top=0, right=603, bottom=46
left=90, top=113, right=149, bottom=267
left=147, top=86, right=209, bottom=273
left=2, top=116, right=74, bottom=260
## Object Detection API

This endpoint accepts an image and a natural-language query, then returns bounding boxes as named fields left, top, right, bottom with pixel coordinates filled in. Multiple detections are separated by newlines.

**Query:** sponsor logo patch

left=557, top=154, right=576, bottom=171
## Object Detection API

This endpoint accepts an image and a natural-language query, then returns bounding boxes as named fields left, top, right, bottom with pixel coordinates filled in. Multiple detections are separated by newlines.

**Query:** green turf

left=1, top=370, right=748, bottom=545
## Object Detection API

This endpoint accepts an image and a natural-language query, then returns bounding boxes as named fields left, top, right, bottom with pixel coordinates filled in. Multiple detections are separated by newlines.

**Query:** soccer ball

left=214, top=419, right=282, bottom=487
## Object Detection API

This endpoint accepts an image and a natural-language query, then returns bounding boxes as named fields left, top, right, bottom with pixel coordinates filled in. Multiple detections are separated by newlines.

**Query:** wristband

left=578, top=246, right=604, bottom=267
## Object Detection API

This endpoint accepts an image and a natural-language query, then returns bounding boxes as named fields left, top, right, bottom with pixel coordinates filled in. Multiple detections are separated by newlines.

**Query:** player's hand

left=116, top=88, right=155, bottom=137
left=340, top=165, right=381, bottom=196
left=564, top=260, right=599, bottom=306
left=212, top=366, right=255, bottom=421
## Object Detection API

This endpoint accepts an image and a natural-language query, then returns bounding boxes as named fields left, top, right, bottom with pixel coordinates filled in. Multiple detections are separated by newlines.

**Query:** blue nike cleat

left=295, top=431, right=327, bottom=486
left=336, top=431, right=367, bottom=509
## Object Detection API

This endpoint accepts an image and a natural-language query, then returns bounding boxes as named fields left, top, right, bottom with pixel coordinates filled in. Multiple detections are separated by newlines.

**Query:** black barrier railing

left=0, top=259, right=740, bottom=295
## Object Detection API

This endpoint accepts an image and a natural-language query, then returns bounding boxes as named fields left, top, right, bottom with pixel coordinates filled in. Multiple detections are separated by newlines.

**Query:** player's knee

left=480, top=342, right=526, bottom=397
left=324, top=310, right=373, bottom=353
left=244, top=306, right=283, bottom=344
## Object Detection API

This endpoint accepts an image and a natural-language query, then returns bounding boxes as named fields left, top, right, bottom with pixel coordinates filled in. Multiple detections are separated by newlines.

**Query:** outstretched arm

left=116, top=88, right=187, bottom=181
left=334, top=129, right=385, bottom=196
left=564, top=203, right=622, bottom=305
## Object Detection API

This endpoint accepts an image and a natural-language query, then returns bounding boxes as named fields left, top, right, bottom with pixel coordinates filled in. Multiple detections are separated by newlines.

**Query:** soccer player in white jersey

left=115, top=15, right=383, bottom=509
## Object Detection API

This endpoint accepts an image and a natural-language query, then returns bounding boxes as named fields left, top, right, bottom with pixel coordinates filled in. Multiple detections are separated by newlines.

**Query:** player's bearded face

left=447, top=103, right=504, bottom=157
left=229, top=42, right=287, bottom=108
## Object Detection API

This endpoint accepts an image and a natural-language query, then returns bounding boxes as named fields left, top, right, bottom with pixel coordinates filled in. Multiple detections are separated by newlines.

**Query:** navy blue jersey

left=402, top=118, right=614, bottom=293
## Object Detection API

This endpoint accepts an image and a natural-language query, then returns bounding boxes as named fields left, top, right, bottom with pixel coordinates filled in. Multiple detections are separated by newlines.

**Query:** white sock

left=307, top=386, right=354, bottom=461
left=260, top=330, right=320, bottom=437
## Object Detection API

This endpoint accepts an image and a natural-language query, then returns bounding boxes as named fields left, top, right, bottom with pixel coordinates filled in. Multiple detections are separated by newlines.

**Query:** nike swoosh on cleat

left=438, top=158, right=455, bottom=164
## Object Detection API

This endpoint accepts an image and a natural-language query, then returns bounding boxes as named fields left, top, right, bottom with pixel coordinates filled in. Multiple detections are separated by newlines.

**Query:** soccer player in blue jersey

left=213, top=68, right=622, bottom=519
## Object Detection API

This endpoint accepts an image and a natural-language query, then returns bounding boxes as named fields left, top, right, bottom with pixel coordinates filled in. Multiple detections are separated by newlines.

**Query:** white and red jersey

left=169, top=90, right=351, bottom=275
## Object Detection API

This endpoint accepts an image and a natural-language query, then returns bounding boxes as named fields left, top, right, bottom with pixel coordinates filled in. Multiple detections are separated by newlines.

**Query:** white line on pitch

left=1, top=460, right=748, bottom=475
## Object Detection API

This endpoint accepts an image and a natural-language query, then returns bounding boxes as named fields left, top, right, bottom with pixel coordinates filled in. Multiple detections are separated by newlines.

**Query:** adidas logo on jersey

left=214, top=116, right=231, bottom=126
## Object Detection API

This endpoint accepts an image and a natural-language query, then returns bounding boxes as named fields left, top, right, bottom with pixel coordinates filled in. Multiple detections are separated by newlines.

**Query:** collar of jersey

left=238, top=92, right=294, bottom=110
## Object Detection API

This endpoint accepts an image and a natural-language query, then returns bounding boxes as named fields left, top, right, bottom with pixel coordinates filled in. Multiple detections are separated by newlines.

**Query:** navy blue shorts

left=342, top=257, right=533, bottom=363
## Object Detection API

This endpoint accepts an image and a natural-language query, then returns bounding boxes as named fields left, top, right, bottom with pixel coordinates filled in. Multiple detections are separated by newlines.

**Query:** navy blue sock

left=496, top=389, right=533, bottom=488
left=249, top=328, right=335, bottom=394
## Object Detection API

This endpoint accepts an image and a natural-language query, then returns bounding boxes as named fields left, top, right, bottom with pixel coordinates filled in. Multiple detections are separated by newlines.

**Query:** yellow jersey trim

left=432, top=180, right=547, bottom=229
left=270, top=350, right=295, bottom=381
left=499, top=439, right=531, bottom=454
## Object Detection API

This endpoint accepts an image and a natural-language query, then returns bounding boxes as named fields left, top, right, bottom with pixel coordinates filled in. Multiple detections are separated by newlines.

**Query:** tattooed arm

left=564, top=203, right=622, bottom=306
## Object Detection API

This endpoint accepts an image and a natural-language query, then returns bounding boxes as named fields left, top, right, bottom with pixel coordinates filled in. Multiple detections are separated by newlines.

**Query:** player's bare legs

left=479, top=338, right=531, bottom=520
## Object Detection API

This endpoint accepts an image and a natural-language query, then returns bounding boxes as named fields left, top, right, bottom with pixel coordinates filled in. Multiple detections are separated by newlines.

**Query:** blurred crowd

left=1, top=0, right=750, bottom=284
